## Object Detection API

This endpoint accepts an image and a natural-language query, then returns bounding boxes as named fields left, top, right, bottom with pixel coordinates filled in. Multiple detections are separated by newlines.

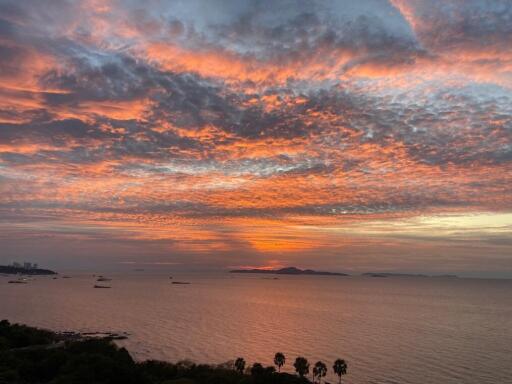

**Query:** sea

left=1, top=272, right=511, bottom=384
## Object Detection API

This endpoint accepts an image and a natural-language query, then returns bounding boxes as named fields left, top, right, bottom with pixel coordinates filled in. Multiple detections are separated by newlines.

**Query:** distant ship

left=94, top=285, right=111, bottom=289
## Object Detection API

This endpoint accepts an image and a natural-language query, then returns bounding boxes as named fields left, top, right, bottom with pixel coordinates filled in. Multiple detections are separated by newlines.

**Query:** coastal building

left=10, top=261, right=38, bottom=270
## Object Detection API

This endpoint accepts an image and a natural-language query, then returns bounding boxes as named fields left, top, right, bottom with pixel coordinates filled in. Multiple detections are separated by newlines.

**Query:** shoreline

left=0, top=320, right=336, bottom=384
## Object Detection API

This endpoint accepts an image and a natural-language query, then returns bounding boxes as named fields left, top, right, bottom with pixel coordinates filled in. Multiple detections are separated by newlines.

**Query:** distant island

left=362, top=272, right=458, bottom=278
left=230, top=266, right=349, bottom=276
left=0, top=264, right=57, bottom=275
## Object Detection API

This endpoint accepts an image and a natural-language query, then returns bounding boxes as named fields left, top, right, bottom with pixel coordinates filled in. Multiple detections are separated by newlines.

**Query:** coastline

left=0, top=320, right=326, bottom=384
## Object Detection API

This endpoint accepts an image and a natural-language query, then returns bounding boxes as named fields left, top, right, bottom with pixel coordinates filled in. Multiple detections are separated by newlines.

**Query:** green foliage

left=250, top=363, right=265, bottom=376
left=332, top=359, right=347, bottom=383
left=312, top=362, right=327, bottom=383
left=161, top=379, right=196, bottom=384
left=274, top=352, right=285, bottom=372
left=293, top=357, right=309, bottom=378
left=0, top=320, right=57, bottom=350
left=0, top=320, right=344, bottom=384
left=234, top=357, right=246, bottom=374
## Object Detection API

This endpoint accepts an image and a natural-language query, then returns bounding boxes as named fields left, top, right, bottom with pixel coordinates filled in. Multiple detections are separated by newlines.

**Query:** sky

left=0, top=0, right=511, bottom=277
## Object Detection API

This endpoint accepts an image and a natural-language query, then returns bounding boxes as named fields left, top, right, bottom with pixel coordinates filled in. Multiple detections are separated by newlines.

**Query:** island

left=230, top=266, right=349, bottom=276
left=362, top=272, right=428, bottom=278
left=362, top=272, right=458, bottom=278
left=0, top=264, right=57, bottom=276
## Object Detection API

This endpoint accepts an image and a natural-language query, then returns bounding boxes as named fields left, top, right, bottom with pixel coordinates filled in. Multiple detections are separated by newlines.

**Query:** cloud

left=0, top=0, right=511, bottom=273
left=391, top=0, right=512, bottom=51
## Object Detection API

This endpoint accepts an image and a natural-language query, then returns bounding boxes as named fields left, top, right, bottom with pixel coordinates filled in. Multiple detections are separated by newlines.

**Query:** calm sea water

left=1, top=272, right=511, bottom=383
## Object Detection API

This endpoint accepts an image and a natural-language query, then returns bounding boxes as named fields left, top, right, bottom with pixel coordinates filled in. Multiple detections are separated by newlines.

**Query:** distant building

left=10, top=261, right=37, bottom=270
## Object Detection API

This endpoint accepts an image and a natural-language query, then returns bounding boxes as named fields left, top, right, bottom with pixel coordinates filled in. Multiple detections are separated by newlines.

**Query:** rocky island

left=362, top=272, right=458, bottom=278
left=230, top=266, right=349, bottom=276
left=362, top=272, right=428, bottom=278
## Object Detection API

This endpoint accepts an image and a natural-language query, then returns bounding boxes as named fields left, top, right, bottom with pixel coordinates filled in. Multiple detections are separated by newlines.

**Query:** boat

left=8, top=280, right=28, bottom=284
left=97, top=277, right=112, bottom=282
left=172, top=281, right=190, bottom=285
left=94, top=285, right=111, bottom=289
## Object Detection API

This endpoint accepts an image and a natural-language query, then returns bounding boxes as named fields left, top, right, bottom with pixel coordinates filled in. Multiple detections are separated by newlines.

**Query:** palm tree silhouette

left=234, top=357, right=246, bottom=374
left=274, top=352, right=286, bottom=372
left=332, top=359, right=347, bottom=384
left=293, top=356, right=310, bottom=378
left=313, top=361, right=327, bottom=383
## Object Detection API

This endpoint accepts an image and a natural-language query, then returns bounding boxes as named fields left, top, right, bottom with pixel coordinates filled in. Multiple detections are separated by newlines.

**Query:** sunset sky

left=1, top=0, right=511, bottom=276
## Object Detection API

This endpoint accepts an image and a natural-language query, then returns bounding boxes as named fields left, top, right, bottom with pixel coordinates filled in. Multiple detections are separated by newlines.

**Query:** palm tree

left=293, top=356, right=310, bottom=378
left=332, top=359, right=347, bottom=384
left=234, top=357, right=246, bottom=374
left=274, top=352, right=286, bottom=372
left=313, top=361, right=327, bottom=383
